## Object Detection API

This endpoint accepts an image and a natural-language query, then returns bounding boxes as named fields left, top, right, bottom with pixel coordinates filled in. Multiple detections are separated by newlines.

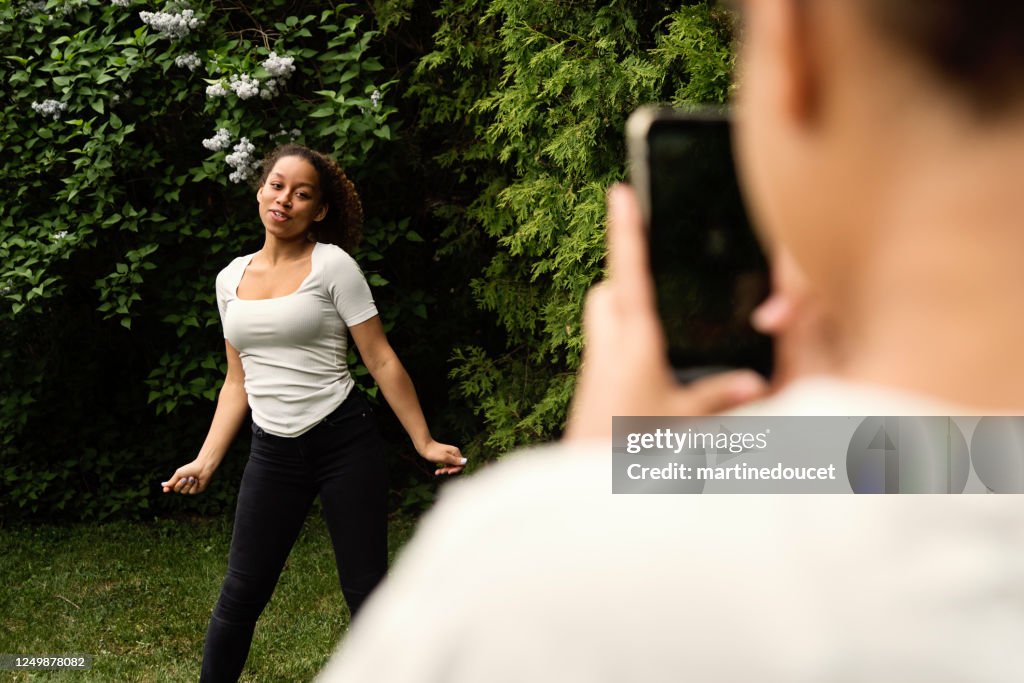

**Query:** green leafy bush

left=0, top=0, right=403, bottom=521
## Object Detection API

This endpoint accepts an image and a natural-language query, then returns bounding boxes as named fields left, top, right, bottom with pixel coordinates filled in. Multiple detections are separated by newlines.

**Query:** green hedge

left=407, top=0, right=735, bottom=457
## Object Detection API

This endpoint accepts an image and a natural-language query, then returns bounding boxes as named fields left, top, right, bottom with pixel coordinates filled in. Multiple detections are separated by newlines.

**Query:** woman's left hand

left=418, top=440, right=466, bottom=476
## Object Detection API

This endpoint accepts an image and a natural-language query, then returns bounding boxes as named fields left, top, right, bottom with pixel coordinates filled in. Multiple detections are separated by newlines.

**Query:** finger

left=606, top=184, right=656, bottom=311
left=431, top=443, right=466, bottom=467
left=580, top=283, right=614, bottom=338
left=161, top=471, right=182, bottom=493
left=671, top=370, right=768, bottom=415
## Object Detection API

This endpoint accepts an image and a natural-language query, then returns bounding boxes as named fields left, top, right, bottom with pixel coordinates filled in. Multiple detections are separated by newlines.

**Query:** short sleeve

left=215, top=258, right=245, bottom=339
left=215, top=269, right=231, bottom=338
left=322, top=246, right=378, bottom=327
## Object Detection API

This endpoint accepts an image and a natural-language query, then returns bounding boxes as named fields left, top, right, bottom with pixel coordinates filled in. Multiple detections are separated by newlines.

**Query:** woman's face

left=256, top=155, right=327, bottom=241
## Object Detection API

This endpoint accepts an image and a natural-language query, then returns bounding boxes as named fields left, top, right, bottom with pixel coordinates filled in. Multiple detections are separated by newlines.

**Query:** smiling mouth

left=269, top=210, right=290, bottom=221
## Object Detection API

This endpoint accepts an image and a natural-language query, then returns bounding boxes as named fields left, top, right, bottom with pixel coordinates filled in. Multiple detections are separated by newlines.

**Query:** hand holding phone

left=626, top=106, right=772, bottom=379
left=564, top=184, right=768, bottom=440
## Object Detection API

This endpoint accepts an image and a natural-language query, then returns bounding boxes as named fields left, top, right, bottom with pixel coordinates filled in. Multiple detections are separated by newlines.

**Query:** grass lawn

left=0, top=512, right=418, bottom=682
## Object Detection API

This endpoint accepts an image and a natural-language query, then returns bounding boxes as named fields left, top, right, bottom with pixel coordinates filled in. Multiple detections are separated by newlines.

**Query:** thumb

left=161, top=468, right=185, bottom=493
left=437, top=445, right=467, bottom=466
left=446, top=448, right=467, bottom=466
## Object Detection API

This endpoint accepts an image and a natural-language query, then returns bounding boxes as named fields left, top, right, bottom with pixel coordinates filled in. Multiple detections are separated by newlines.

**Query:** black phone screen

left=645, top=115, right=772, bottom=377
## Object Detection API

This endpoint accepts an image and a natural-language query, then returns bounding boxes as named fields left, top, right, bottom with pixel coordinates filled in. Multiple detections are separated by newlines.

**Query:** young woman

left=161, top=144, right=465, bottom=682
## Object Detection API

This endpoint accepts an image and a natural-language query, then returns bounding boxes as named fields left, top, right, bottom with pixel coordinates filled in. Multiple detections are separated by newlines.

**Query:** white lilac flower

left=19, top=1, right=46, bottom=15
left=228, top=73, right=259, bottom=100
left=31, top=99, right=67, bottom=120
left=139, top=8, right=204, bottom=40
left=174, top=52, right=202, bottom=71
left=205, top=81, right=228, bottom=98
left=261, top=52, right=295, bottom=79
left=202, top=128, right=231, bottom=152
left=111, top=0, right=131, bottom=6
left=225, top=137, right=257, bottom=183
left=52, top=230, right=69, bottom=241
left=370, top=89, right=382, bottom=109
left=259, top=79, right=279, bottom=100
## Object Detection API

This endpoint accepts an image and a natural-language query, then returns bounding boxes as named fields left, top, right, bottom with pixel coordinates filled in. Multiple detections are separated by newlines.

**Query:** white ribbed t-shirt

left=215, top=241, right=378, bottom=437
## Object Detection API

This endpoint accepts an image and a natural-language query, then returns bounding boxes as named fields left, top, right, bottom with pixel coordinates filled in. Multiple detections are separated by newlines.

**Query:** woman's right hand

left=161, top=459, right=214, bottom=495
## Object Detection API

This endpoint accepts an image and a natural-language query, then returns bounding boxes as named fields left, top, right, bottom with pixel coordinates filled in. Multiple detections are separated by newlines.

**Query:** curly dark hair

left=256, top=144, right=364, bottom=251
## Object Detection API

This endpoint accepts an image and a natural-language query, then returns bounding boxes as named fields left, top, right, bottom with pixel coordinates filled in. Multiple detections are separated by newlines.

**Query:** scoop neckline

left=233, top=242, right=319, bottom=301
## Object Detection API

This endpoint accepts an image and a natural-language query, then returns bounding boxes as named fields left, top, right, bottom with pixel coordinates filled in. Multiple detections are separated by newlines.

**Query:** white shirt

left=216, top=242, right=377, bottom=437
left=317, top=378, right=1024, bottom=682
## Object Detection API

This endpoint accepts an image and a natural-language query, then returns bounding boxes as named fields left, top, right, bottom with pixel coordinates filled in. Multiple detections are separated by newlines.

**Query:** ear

left=759, top=0, right=820, bottom=126
left=256, top=185, right=263, bottom=203
left=314, top=203, right=328, bottom=223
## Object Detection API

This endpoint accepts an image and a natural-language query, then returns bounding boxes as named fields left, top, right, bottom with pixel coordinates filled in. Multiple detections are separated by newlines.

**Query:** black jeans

left=200, top=391, right=388, bottom=683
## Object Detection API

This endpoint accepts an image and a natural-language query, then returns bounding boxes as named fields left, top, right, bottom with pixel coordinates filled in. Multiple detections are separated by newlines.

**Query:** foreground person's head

left=733, top=0, right=1024, bottom=296
left=729, top=0, right=1024, bottom=407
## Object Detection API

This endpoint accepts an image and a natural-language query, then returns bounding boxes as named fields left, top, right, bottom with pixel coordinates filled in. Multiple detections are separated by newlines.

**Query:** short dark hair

left=864, top=0, right=1024, bottom=112
left=257, top=144, right=364, bottom=251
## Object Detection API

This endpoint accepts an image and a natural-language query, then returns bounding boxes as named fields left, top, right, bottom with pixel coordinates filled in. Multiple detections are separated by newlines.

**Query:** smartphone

left=626, top=106, right=772, bottom=379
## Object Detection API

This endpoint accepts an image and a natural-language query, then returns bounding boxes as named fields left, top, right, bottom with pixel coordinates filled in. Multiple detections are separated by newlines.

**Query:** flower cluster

left=361, top=89, right=383, bottom=116
left=261, top=52, right=295, bottom=98
left=259, top=79, right=279, bottom=100
left=139, top=7, right=204, bottom=40
left=18, top=1, right=47, bottom=15
left=205, top=82, right=228, bottom=98
left=203, top=52, right=298, bottom=102
left=174, top=52, right=202, bottom=71
left=31, top=99, right=67, bottom=120
left=262, top=52, right=295, bottom=79
left=111, top=0, right=131, bottom=7
left=225, top=138, right=261, bottom=184
left=57, top=0, right=86, bottom=14
left=52, top=230, right=69, bottom=241
left=228, top=73, right=260, bottom=100
left=201, top=128, right=231, bottom=151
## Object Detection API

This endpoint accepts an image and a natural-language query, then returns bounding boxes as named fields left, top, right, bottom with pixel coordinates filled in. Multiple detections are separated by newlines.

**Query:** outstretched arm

left=161, top=339, right=249, bottom=494
left=349, top=316, right=465, bottom=475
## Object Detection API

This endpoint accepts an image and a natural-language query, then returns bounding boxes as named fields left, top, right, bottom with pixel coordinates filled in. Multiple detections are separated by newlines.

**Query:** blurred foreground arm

left=564, top=184, right=767, bottom=440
